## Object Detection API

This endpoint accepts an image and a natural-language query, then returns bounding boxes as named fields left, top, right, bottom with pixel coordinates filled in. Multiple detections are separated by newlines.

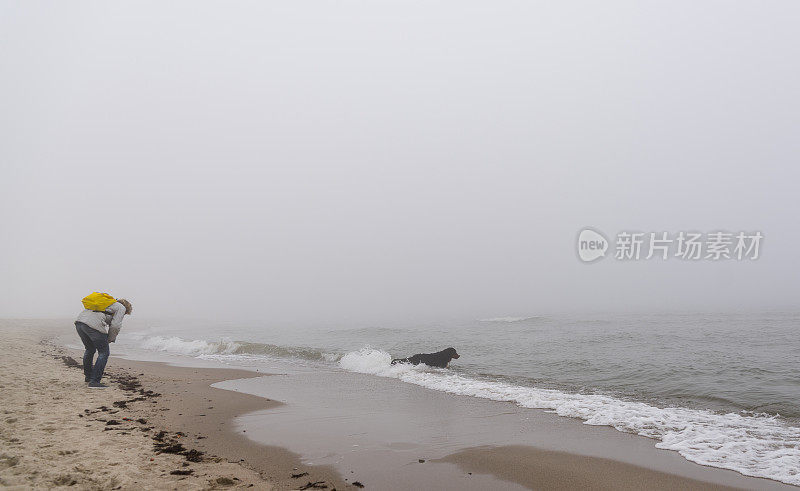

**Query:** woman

left=74, top=298, right=133, bottom=389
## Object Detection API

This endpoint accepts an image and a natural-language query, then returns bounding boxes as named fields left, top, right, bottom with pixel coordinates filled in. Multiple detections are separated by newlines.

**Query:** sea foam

left=338, top=347, right=800, bottom=486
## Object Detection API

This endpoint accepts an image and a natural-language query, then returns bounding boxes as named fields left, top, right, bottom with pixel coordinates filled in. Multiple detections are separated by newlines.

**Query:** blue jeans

left=75, top=322, right=110, bottom=383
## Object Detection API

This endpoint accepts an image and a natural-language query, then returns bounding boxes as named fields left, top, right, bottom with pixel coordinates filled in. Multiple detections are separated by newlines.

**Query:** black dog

left=391, top=347, right=460, bottom=368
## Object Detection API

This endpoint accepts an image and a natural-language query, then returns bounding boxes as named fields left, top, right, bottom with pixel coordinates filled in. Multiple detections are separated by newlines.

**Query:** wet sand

left=436, top=446, right=741, bottom=490
left=95, top=358, right=349, bottom=490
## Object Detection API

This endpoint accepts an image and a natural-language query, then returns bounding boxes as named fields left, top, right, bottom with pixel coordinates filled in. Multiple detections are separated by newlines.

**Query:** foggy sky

left=2, top=1, right=799, bottom=324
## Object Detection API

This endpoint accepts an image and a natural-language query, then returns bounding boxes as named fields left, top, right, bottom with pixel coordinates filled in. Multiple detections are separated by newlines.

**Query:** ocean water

left=111, top=311, right=800, bottom=486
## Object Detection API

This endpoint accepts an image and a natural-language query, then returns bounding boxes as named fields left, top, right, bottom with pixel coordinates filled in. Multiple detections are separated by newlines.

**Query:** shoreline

left=221, top=362, right=797, bottom=491
left=1, top=321, right=797, bottom=490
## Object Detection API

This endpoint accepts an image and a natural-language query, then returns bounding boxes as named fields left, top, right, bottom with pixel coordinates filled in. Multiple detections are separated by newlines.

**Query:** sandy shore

left=1, top=320, right=796, bottom=490
left=0, top=322, right=347, bottom=490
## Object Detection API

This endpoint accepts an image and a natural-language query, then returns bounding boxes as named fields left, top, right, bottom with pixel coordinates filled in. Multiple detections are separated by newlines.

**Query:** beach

left=4, top=0, right=798, bottom=488
left=0, top=320, right=796, bottom=490
left=0, top=321, right=346, bottom=490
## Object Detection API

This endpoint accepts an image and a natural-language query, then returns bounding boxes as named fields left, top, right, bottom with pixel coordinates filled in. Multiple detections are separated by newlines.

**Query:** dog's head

left=445, top=347, right=460, bottom=360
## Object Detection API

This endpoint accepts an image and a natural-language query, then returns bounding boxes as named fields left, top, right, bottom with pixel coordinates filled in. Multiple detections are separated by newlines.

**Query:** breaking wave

left=137, top=335, right=338, bottom=362
left=478, top=316, right=540, bottom=323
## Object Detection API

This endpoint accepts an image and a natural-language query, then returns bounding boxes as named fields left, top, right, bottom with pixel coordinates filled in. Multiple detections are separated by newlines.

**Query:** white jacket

left=75, top=301, right=127, bottom=342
